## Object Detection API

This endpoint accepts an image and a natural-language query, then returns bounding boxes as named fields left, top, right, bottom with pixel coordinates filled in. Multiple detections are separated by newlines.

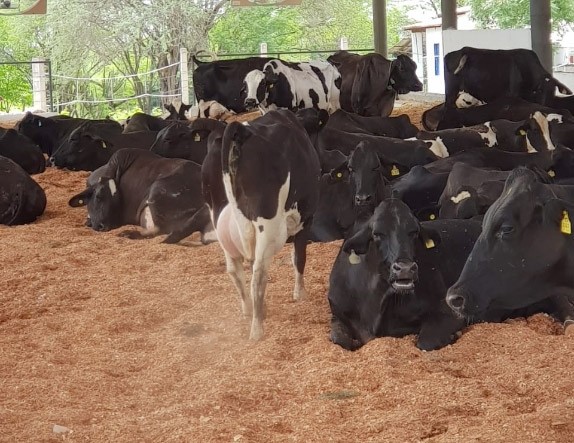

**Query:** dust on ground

left=1, top=101, right=573, bottom=443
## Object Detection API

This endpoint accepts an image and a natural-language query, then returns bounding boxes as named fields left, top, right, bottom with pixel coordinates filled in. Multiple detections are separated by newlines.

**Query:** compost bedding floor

left=1, top=101, right=573, bottom=443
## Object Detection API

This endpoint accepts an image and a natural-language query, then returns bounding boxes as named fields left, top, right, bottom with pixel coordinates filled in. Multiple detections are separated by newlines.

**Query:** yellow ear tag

left=560, top=211, right=571, bottom=235
left=519, top=129, right=527, bottom=136
left=348, top=249, right=361, bottom=265
left=391, top=165, right=400, bottom=176
left=425, top=238, right=435, bottom=249
left=101, top=141, right=107, bottom=148
left=548, top=169, right=556, bottom=178
left=429, top=214, right=436, bottom=220
left=78, top=199, right=83, bottom=205
left=194, top=133, right=201, bottom=141
left=336, top=172, right=343, bottom=179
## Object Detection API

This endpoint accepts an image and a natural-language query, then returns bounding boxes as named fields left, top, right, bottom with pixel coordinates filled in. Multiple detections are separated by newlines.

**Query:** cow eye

left=372, top=232, right=385, bottom=241
left=497, top=225, right=514, bottom=238
left=347, top=166, right=354, bottom=173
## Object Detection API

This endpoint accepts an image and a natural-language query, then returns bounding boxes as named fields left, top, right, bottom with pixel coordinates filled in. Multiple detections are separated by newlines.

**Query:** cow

left=242, top=59, right=341, bottom=114
left=0, top=155, right=46, bottom=225
left=68, top=148, right=213, bottom=244
left=16, top=112, right=122, bottom=156
left=0, top=129, right=45, bottom=175
left=123, top=112, right=175, bottom=133
left=328, top=197, right=482, bottom=351
left=150, top=119, right=226, bottom=164
left=327, top=50, right=423, bottom=117
left=201, top=109, right=321, bottom=340
left=50, top=127, right=158, bottom=171
left=188, top=100, right=236, bottom=121
left=192, top=55, right=272, bottom=113
left=326, top=109, right=418, bottom=138
left=164, top=102, right=192, bottom=120
left=444, top=47, right=572, bottom=109
left=435, top=97, right=573, bottom=130
left=446, top=167, right=574, bottom=331
left=546, top=94, right=574, bottom=114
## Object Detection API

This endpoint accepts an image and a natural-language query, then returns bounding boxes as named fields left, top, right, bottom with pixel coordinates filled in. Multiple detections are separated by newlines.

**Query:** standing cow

left=202, top=109, right=321, bottom=340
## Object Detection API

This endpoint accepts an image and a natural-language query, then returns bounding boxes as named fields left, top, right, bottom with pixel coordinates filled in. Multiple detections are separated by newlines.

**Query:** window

left=434, top=43, right=440, bottom=76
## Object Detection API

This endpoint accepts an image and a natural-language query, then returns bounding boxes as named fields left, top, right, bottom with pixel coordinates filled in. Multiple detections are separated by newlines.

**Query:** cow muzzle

left=244, top=98, right=258, bottom=110
left=446, top=288, right=467, bottom=317
left=354, top=193, right=373, bottom=206
left=390, top=260, right=418, bottom=292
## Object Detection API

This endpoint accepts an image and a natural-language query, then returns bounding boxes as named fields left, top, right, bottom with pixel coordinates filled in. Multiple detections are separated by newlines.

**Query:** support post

left=441, top=0, right=457, bottom=30
left=373, top=0, right=387, bottom=57
left=31, top=58, right=47, bottom=111
left=260, top=42, right=268, bottom=57
left=530, top=0, right=552, bottom=72
left=179, top=47, right=189, bottom=105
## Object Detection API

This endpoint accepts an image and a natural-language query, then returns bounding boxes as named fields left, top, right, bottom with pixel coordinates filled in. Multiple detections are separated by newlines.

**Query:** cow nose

left=391, top=260, right=418, bottom=276
left=446, top=292, right=465, bottom=311
left=47, top=156, right=55, bottom=166
left=245, top=98, right=257, bottom=109
left=354, top=194, right=372, bottom=205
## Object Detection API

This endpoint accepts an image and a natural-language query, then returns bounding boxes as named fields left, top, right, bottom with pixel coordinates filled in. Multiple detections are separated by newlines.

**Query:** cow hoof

left=249, top=323, right=264, bottom=341
left=293, top=287, right=307, bottom=301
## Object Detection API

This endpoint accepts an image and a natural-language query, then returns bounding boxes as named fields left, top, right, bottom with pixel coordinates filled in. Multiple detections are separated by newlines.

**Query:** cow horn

left=454, top=54, right=467, bottom=75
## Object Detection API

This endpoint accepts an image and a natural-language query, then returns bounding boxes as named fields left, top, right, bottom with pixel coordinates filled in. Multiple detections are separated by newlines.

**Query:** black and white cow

left=69, top=148, right=213, bottom=244
left=0, top=129, right=45, bottom=175
left=329, top=197, right=482, bottom=351
left=243, top=59, right=341, bottom=113
left=201, top=109, right=321, bottom=340
left=444, top=47, right=572, bottom=108
left=327, top=50, right=423, bottom=117
left=0, top=155, right=46, bottom=225
left=446, top=167, right=574, bottom=330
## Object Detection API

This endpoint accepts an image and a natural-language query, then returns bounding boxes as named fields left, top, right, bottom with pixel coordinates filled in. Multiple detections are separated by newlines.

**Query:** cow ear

left=550, top=78, right=573, bottom=95
left=543, top=198, right=574, bottom=235
left=317, top=109, right=329, bottom=128
left=342, top=223, right=372, bottom=256
left=69, top=188, right=94, bottom=207
left=419, top=225, right=442, bottom=249
left=329, top=160, right=349, bottom=181
left=265, top=71, right=279, bottom=85
left=515, top=121, right=530, bottom=136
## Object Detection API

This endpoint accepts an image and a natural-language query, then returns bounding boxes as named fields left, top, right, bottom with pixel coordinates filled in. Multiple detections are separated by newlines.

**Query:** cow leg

left=292, top=227, right=309, bottom=301
left=224, top=252, right=250, bottom=318
left=163, top=206, right=212, bottom=244
left=330, top=315, right=364, bottom=351
left=546, top=293, right=574, bottom=334
left=417, top=312, right=466, bottom=351
left=250, top=253, right=272, bottom=341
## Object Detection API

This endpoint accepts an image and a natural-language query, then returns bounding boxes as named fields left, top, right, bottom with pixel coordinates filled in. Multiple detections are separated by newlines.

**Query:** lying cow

left=447, top=167, right=574, bottom=330
left=69, top=148, right=213, bottom=244
left=329, top=197, right=482, bottom=351
left=202, top=109, right=321, bottom=340
left=243, top=59, right=341, bottom=113
left=0, top=129, right=45, bottom=175
left=0, top=155, right=46, bottom=225
left=327, top=50, right=422, bottom=117
left=444, top=47, right=572, bottom=108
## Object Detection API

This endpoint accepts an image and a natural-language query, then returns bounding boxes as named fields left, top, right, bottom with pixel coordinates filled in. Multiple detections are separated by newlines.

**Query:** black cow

left=150, top=118, right=226, bottom=164
left=327, top=50, right=423, bottom=117
left=329, top=197, right=482, bottom=351
left=122, top=111, right=188, bottom=134
left=164, top=102, right=192, bottom=120
left=192, top=55, right=272, bottom=113
left=326, top=109, right=418, bottom=138
left=0, top=129, right=45, bottom=174
left=69, top=148, right=212, bottom=244
left=444, top=47, right=572, bottom=108
left=201, top=109, right=321, bottom=340
left=446, top=167, right=574, bottom=329
left=16, top=112, right=122, bottom=156
left=51, top=127, right=158, bottom=171
left=546, top=94, right=574, bottom=114
left=0, top=155, right=46, bottom=225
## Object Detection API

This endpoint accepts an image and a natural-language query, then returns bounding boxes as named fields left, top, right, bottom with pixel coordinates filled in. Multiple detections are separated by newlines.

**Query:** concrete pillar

left=441, top=0, right=457, bottom=30
left=31, top=58, right=47, bottom=111
left=260, top=42, right=268, bottom=57
left=373, top=0, right=387, bottom=57
left=530, top=0, right=552, bottom=72
left=179, top=47, right=189, bottom=105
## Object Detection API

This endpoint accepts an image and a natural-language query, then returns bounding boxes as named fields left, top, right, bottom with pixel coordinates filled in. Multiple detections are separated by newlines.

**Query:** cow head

left=242, top=69, right=270, bottom=110
left=164, top=102, right=192, bottom=121
left=514, top=111, right=556, bottom=152
left=69, top=177, right=122, bottom=231
left=342, top=197, right=440, bottom=294
left=389, top=55, right=423, bottom=95
left=446, top=167, right=571, bottom=319
left=15, top=112, right=55, bottom=154
left=50, top=128, right=112, bottom=171
left=331, top=141, right=389, bottom=218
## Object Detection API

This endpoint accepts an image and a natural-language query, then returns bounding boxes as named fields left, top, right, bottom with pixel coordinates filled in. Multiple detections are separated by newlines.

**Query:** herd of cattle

left=3, top=46, right=574, bottom=348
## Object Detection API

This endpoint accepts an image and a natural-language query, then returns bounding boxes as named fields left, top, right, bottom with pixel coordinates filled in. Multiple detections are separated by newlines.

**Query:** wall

left=425, top=27, right=444, bottom=93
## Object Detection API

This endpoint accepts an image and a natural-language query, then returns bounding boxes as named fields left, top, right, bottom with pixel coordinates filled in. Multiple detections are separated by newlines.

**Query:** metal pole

left=47, top=60, right=53, bottom=112
left=530, top=0, right=552, bottom=72
left=441, top=0, right=457, bottom=30
left=179, top=47, right=189, bottom=105
left=373, top=0, right=387, bottom=57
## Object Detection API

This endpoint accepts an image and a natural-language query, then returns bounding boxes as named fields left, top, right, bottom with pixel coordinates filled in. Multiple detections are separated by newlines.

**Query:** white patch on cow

left=479, top=121, right=497, bottom=147
left=108, top=179, right=117, bottom=197
left=547, top=113, right=563, bottom=124
left=189, top=100, right=234, bottom=121
left=450, top=191, right=471, bottom=204
left=141, top=205, right=155, bottom=230
left=528, top=111, right=556, bottom=152
left=201, top=228, right=218, bottom=243
left=243, top=69, right=267, bottom=106
left=425, top=137, right=449, bottom=158
left=455, top=91, right=486, bottom=108
left=404, top=137, right=417, bottom=141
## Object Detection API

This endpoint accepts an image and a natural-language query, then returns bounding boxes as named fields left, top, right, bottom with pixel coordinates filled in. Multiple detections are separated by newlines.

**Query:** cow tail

left=192, top=51, right=207, bottom=66
left=221, top=122, right=250, bottom=181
